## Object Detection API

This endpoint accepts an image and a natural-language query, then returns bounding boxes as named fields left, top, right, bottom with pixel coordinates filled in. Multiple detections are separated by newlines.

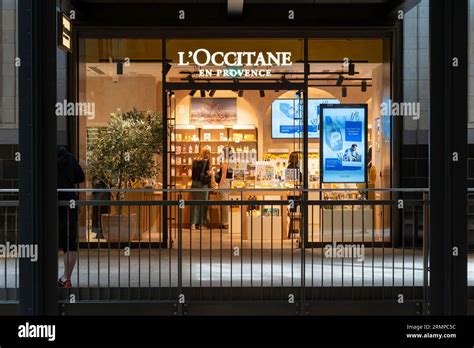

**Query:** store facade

left=7, top=0, right=470, bottom=316
left=75, top=31, right=397, bottom=246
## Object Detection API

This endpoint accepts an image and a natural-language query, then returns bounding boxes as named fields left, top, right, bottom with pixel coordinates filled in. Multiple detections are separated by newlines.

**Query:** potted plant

left=87, top=108, right=162, bottom=242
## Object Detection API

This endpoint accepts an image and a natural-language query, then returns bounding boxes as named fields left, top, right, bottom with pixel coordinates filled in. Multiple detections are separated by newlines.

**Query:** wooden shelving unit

left=170, top=125, right=258, bottom=189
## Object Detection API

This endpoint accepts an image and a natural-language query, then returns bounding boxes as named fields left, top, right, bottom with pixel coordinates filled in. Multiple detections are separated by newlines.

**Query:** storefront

left=75, top=33, right=396, bottom=248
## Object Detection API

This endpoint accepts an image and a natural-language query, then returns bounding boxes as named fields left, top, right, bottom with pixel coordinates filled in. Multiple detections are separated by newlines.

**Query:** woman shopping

left=191, top=147, right=211, bottom=229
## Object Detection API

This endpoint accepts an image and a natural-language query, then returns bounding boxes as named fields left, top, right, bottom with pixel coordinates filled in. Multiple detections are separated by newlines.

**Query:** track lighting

left=238, top=90, right=244, bottom=97
left=189, top=90, right=197, bottom=97
left=187, top=74, right=195, bottom=83
left=209, top=90, right=216, bottom=97
left=169, top=91, right=175, bottom=98
left=200, top=90, right=206, bottom=98
left=336, top=75, right=344, bottom=86
left=348, top=62, right=355, bottom=75
left=164, top=62, right=172, bottom=76
left=361, top=80, right=367, bottom=92
left=260, top=90, right=265, bottom=98
left=342, top=86, right=347, bottom=98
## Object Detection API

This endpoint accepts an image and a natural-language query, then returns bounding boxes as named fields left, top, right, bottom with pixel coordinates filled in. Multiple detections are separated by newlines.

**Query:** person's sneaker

left=58, top=278, right=72, bottom=288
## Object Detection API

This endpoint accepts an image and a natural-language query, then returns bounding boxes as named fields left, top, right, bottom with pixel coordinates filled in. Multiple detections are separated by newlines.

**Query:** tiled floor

left=1, top=248, right=473, bottom=288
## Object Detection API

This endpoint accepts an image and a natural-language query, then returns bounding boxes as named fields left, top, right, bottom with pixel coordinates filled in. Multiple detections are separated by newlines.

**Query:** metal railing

left=0, top=188, right=432, bottom=314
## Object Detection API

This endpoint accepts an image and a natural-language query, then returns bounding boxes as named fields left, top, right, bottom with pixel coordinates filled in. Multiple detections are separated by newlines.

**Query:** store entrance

left=166, top=84, right=305, bottom=250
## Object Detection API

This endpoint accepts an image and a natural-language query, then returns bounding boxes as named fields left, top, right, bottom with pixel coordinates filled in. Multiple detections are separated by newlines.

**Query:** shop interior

left=78, top=37, right=392, bottom=248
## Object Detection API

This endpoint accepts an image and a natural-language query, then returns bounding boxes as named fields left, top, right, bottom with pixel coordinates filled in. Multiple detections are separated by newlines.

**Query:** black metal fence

left=0, top=188, right=441, bottom=314
left=46, top=188, right=430, bottom=314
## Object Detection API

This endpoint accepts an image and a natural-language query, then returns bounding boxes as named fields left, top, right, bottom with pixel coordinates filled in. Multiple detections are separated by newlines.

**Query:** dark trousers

left=92, top=205, right=111, bottom=233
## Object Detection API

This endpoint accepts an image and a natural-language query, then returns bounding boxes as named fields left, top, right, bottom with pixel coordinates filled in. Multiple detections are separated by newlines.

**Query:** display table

left=230, top=190, right=295, bottom=240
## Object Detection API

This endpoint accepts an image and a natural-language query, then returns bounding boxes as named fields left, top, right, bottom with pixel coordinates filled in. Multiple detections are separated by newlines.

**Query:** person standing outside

left=57, top=146, right=85, bottom=288
left=191, top=147, right=211, bottom=229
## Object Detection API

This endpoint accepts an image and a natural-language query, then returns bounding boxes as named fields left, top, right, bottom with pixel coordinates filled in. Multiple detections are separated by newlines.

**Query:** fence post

left=422, top=191, right=430, bottom=315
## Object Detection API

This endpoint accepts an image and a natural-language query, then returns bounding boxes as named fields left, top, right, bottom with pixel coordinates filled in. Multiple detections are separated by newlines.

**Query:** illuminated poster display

left=320, top=104, right=367, bottom=183
left=271, top=99, right=339, bottom=139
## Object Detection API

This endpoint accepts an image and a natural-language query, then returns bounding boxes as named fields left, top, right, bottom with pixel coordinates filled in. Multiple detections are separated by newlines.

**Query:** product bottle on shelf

left=194, top=143, right=199, bottom=153
left=188, top=145, right=193, bottom=153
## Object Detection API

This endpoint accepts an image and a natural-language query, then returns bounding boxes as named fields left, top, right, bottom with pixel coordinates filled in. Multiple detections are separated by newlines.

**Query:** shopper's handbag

left=215, top=168, right=222, bottom=184
left=199, top=160, right=211, bottom=185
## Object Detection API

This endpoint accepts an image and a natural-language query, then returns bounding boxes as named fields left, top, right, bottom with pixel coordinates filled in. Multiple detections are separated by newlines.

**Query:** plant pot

left=101, top=213, right=138, bottom=243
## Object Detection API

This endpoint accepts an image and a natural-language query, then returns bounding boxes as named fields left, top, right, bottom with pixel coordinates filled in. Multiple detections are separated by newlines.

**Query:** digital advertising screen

left=271, top=98, right=339, bottom=139
left=320, top=104, right=367, bottom=183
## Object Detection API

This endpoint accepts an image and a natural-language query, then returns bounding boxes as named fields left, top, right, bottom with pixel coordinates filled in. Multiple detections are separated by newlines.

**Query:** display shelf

left=171, top=125, right=258, bottom=184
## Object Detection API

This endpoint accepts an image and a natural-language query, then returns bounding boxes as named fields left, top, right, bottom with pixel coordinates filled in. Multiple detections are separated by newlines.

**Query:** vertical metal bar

left=351, top=204, right=354, bottom=299
left=330, top=205, right=334, bottom=292
left=199, top=205, right=202, bottom=299
left=412, top=203, right=416, bottom=297
left=382, top=204, right=385, bottom=298
left=4, top=206, right=8, bottom=297
left=190, top=201, right=192, bottom=290
left=161, top=38, right=169, bottom=250
left=177, top=194, right=183, bottom=315
left=97, top=202, right=101, bottom=300
left=118, top=203, right=121, bottom=300
left=148, top=204, right=151, bottom=300
left=301, top=36, right=309, bottom=314
left=87, top=204, right=90, bottom=301
left=220, top=205, right=223, bottom=300
left=271, top=203, right=274, bottom=296
left=15, top=205, right=18, bottom=300
left=320, top=202, right=324, bottom=298
left=107, top=203, right=110, bottom=300
left=341, top=203, right=344, bottom=288
left=361, top=204, right=365, bottom=289
left=138, top=205, right=141, bottom=299
left=260, top=202, right=263, bottom=297
left=372, top=203, right=375, bottom=298
left=422, top=192, right=430, bottom=314
left=241, top=201, right=243, bottom=299
left=250, top=202, right=253, bottom=291
left=128, top=204, right=131, bottom=300
left=210, top=201, right=213, bottom=299
left=230, top=197, right=233, bottom=300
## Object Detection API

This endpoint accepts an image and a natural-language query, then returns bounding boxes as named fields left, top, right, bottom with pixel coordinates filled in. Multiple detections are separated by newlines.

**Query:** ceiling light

left=200, top=90, right=206, bottom=98
left=348, top=62, right=355, bottom=75
left=189, top=90, right=197, bottom=97
left=260, top=90, right=265, bottom=98
left=209, top=90, right=216, bottom=97
left=238, top=90, right=244, bottom=97
left=164, top=62, right=172, bottom=76
left=336, top=75, right=344, bottom=86
left=361, top=80, right=367, bottom=92
left=342, top=86, right=347, bottom=98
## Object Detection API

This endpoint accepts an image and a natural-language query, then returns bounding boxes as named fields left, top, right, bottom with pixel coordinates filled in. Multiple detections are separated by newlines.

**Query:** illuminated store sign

left=58, top=12, right=72, bottom=52
left=178, top=49, right=292, bottom=77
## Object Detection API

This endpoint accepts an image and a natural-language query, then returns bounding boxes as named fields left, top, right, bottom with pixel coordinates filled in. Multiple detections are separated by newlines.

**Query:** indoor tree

left=87, top=108, right=163, bottom=207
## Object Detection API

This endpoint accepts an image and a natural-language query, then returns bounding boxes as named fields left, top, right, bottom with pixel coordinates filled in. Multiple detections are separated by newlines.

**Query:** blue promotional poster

left=320, top=104, right=367, bottom=183
left=271, top=99, right=339, bottom=138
